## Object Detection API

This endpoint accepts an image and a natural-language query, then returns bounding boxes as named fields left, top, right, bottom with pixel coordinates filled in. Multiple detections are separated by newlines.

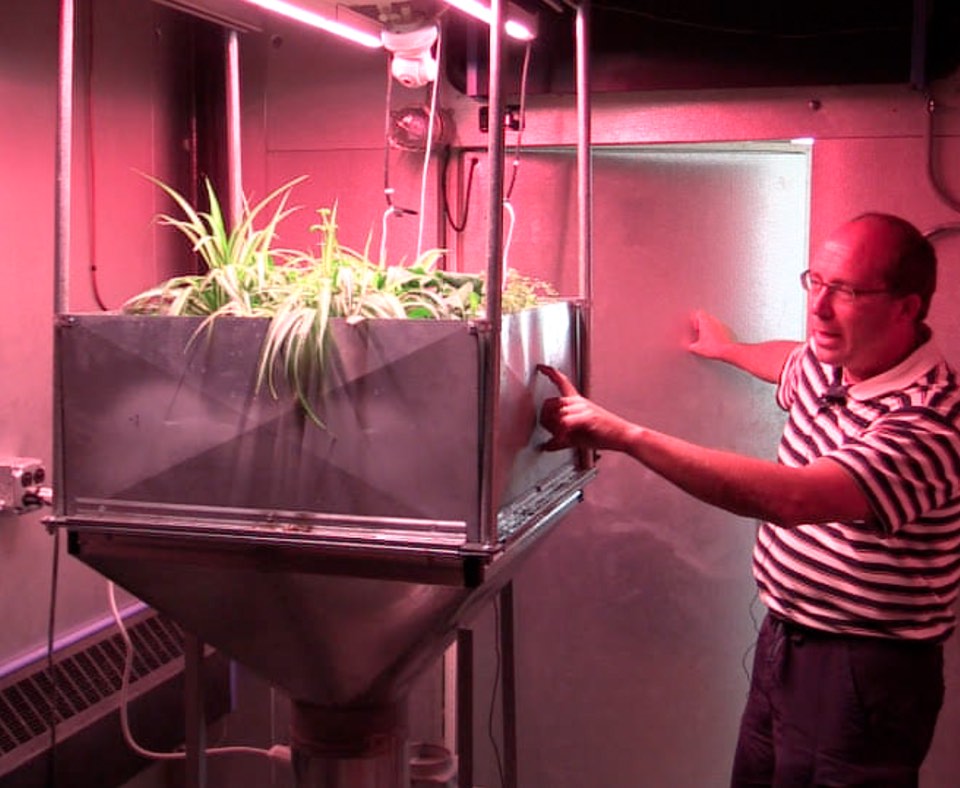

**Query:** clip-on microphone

left=819, top=369, right=848, bottom=408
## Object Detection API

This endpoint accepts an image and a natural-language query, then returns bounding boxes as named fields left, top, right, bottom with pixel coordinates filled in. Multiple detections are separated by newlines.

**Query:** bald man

left=540, top=214, right=960, bottom=787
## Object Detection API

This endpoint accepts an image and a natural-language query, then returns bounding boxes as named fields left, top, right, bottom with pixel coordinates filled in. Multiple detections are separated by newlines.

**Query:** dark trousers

left=730, top=613, right=944, bottom=788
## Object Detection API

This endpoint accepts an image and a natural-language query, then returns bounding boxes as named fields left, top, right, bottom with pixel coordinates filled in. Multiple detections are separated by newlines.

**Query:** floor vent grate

left=0, top=609, right=195, bottom=778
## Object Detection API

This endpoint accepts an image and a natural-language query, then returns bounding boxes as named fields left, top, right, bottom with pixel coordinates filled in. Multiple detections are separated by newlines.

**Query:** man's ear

left=898, top=293, right=923, bottom=324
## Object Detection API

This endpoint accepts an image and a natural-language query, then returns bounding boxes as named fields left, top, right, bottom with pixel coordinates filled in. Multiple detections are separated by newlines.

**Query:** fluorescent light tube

left=241, top=0, right=383, bottom=48
left=443, top=0, right=538, bottom=42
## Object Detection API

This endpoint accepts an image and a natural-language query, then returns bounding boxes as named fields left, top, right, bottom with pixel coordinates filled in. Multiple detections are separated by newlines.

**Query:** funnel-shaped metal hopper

left=51, top=303, right=593, bottom=785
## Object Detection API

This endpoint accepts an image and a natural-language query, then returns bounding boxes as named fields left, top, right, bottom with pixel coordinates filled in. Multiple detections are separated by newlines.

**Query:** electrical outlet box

left=479, top=104, right=523, bottom=133
left=0, top=457, right=46, bottom=514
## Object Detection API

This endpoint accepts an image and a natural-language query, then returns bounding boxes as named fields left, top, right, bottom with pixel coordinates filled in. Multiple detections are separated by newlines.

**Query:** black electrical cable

left=441, top=151, right=479, bottom=233
left=442, top=38, right=530, bottom=234
left=83, top=0, right=108, bottom=311
left=45, top=527, right=62, bottom=788
left=487, top=597, right=506, bottom=788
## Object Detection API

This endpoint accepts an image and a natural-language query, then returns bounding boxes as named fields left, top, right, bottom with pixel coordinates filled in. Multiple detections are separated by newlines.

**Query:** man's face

left=807, top=220, right=919, bottom=382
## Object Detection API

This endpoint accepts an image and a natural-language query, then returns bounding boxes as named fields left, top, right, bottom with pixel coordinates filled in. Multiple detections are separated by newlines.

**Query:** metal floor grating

left=0, top=609, right=190, bottom=774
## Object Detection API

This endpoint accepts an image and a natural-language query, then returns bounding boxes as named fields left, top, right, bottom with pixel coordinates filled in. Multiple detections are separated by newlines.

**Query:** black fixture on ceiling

left=444, top=0, right=960, bottom=96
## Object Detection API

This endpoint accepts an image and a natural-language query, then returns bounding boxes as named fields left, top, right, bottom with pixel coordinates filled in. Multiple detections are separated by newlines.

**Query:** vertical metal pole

left=477, top=0, right=508, bottom=549
left=456, top=628, right=474, bottom=788
left=499, top=583, right=518, bottom=788
left=575, top=1, right=593, bottom=400
left=225, top=28, right=243, bottom=225
left=442, top=642, right=457, bottom=755
left=53, top=0, right=76, bottom=523
left=183, top=634, right=208, bottom=788
left=478, top=0, right=508, bottom=549
left=55, top=0, right=75, bottom=317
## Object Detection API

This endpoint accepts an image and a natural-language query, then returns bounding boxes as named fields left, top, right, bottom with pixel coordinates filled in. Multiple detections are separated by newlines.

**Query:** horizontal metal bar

left=64, top=526, right=477, bottom=586
left=70, top=497, right=467, bottom=539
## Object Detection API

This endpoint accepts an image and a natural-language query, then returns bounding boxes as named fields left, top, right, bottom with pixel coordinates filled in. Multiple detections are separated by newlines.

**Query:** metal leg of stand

left=499, top=582, right=518, bottom=788
left=456, top=627, right=473, bottom=788
left=184, top=634, right=207, bottom=788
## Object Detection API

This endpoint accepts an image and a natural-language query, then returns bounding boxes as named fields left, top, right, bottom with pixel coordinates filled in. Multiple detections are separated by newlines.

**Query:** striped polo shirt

left=754, top=336, right=960, bottom=641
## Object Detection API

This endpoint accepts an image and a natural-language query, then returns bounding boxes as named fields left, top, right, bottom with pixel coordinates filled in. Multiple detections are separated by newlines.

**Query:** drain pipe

left=290, top=700, right=409, bottom=788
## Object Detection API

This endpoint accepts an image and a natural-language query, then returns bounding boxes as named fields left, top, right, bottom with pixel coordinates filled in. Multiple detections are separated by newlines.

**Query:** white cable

left=380, top=204, right=396, bottom=265
left=416, top=26, right=443, bottom=260
left=499, top=41, right=529, bottom=292
left=381, top=55, right=399, bottom=266
left=502, top=200, right=516, bottom=286
left=107, top=582, right=291, bottom=765
left=505, top=41, right=532, bottom=201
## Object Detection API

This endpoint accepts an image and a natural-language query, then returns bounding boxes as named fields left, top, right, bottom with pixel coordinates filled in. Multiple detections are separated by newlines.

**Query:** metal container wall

left=55, top=301, right=584, bottom=555
left=52, top=301, right=592, bottom=713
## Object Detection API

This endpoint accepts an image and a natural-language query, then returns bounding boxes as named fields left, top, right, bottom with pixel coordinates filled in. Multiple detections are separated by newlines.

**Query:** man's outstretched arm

left=537, top=365, right=871, bottom=528
left=688, top=310, right=800, bottom=384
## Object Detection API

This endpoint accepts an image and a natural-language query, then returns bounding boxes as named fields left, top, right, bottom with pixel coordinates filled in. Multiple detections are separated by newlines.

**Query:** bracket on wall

left=479, top=104, right=522, bottom=133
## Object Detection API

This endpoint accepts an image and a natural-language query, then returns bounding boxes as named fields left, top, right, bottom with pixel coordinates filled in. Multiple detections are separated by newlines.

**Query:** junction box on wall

left=0, top=457, right=49, bottom=514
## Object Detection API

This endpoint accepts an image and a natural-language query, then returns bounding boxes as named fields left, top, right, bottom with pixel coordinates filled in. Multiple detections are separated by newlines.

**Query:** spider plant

left=254, top=207, right=487, bottom=423
left=500, top=269, right=558, bottom=312
left=123, top=173, right=306, bottom=318
left=124, top=175, right=559, bottom=425
left=123, top=176, right=491, bottom=425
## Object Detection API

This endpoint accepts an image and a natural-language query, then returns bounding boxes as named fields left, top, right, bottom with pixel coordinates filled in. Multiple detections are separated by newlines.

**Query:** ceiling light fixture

left=241, top=0, right=383, bottom=48
left=442, top=0, right=538, bottom=42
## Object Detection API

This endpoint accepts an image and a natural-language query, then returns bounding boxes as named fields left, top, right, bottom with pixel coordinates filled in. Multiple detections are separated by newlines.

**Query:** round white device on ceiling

left=381, top=23, right=439, bottom=88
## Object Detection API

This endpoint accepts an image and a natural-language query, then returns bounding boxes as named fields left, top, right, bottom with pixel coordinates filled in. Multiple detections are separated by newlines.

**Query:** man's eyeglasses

left=800, top=270, right=892, bottom=303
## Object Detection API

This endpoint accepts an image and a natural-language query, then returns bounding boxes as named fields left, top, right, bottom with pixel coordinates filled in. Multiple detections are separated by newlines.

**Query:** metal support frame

left=478, top=0, right=508, bottom=549
left=184, top=634, right=208, bottom=788
left=456, top=628, right=474, bottom=788
left=55, top=0, right=74, bottom=319
left=575, top=0, right=593, bottom=398
left=467, top=2, right=593, bottom=785
left=226, top=27, right=243, bottom=225
left=53, top=8, right=239, bottom=786
left=53, top=0, right=75, bottom=521
left=53, top=2, right=594, bottom=787
left=181, top=28, right=244, bottom=788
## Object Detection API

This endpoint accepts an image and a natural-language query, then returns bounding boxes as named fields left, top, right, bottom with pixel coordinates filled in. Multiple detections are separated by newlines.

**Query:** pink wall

left=4, top=2, right=960, bottom=786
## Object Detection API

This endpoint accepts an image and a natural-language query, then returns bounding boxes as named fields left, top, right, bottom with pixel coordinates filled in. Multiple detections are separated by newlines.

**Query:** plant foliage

left=123, top=175, right=554, bottom=425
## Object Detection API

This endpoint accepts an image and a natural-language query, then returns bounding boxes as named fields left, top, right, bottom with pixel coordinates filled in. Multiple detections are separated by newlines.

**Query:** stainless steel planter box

left=54, top=301, right=590, bottom=582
